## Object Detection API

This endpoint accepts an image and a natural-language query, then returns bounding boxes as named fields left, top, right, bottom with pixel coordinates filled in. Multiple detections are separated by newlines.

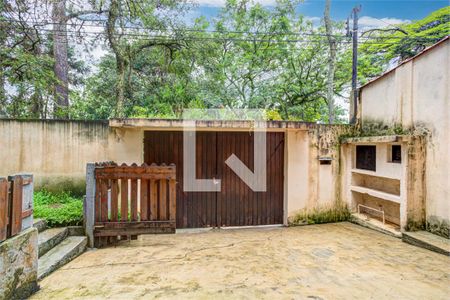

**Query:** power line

left=3, top=23, right=434, bottom=46
left=1, top=18, right=439, bottom=42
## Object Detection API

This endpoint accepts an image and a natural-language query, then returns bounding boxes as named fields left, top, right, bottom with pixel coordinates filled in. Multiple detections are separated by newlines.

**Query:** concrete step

left=402, top=231, right=450, bottom=256
left=38, top=227, right=69, bottom=258
left=38, top=236, right=87, bottom=280
left=33, top=219, right=47, bottom=233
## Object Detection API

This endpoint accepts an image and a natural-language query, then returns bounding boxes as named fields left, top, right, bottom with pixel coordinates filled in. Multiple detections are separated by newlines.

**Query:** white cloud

left=359, top=16, right=410, bottom=29
left=193, top=0, right=278, bottom=6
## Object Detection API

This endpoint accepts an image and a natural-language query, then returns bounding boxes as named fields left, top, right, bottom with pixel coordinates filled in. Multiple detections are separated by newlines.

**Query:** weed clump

left=289, top=204, right=351, bottom=226
left=34, top=190, right=83, bottom=227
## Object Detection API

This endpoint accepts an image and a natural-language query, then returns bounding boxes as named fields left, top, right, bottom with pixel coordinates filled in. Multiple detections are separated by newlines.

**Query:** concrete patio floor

left=31, top=222, right=450, bottom=299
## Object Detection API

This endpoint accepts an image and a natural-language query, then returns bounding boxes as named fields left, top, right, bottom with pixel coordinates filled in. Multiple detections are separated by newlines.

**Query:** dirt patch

left=32, top=223, right=450, bottom=299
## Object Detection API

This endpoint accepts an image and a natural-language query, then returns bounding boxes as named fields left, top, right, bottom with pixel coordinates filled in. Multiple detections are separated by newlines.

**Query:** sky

left=192, top=0, right=449, bottom=28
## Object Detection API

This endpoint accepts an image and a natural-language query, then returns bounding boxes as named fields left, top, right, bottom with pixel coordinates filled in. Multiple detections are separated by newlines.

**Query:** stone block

left=0, top=227, right=38, bottom=300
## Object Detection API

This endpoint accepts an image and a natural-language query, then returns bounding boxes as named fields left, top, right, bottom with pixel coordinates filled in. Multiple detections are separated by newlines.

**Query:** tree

left=360, top=7, right=449, bottom=71
left=0, top=0, right=57, bottom=118
left=105, top=0, right=188, bottom=117
left=52, top=0, right=69, bottom=117
left=324, top=0, right=336, bottom=124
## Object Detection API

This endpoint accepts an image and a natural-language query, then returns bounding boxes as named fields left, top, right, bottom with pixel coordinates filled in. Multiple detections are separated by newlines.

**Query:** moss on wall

left=35, top=177, right=86, bottom=197
left=288, top=203, right=351, bottom=226
left=427, top=216, right=450, bottom=239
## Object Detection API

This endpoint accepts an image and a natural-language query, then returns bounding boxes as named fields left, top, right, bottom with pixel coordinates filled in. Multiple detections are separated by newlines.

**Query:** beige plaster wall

left=0, top=120, right=143, bottom=194
left=0, top=119, right=348, bottom=223
left=285, top=125, right=353, bottom=221
left=359, top=39, right=450, bottom=226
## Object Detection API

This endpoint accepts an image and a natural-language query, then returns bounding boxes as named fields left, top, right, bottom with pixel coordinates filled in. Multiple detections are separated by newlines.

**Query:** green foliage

left=360, top=7, right=449, bottom=74
left=2, top=1, right=447, bottom=122
left=34, top=190, right=83, bottom=227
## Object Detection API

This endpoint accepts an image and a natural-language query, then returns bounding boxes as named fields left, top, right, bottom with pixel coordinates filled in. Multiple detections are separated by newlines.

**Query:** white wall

left=360, top=39, right=450, bottom=225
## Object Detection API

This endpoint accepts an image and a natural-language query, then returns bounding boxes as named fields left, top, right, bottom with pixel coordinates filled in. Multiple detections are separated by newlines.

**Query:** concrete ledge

left=402, top=231, right=450, bottom=256
left=0, top=227, right=39, bottom=300
left=109, top=118, right=351, bottom=131
left=350, top=213, right=402, bottom=238
left=341, top=135, right=406, bottom=144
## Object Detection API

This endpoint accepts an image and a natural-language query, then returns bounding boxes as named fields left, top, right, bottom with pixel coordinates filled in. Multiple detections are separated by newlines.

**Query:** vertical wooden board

left=180, top=133, right=188, bottom=228
left=237, top=133, right=244, bottom=226
left=159, top=179, right=167, bottom=221
left=150, top=179, right=158, bottom=221
left=262, top=132, right=270, bottom=225
left=140, top=179, right=149, bottom=221
left=100, top=179, right=108, bottom=222
left=222, top=132, right=233, bottom=226
left=110, top=180, right=119, bottom=221
left=278, top=134, right=285, bottom=223
left=216, top=132, right=223, bottom=227
left=244, top=133, right=251, bottom=226
left=11, top=176, right=23, bottom=236
left=120, top=179, right=129, bottom=221
left=266, top=133, right=273, bottom=224
left=0, top=179, right=8, bottom=241
left=201, top=133, right=207, bottom=226
left=100, top=179, right=109, bottom=246
left=130, top=179, right=138, bottom=221
left=95, top=177, right=101, bottom=222
left=169, top=179, right=176, bottom=222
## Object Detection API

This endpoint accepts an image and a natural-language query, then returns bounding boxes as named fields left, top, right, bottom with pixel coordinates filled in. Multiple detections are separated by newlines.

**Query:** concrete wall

left=0, top=120, right=142, bottom=195
left=0, top=119, right=350, bottom=223
left=285, top=125, right=354, bottom=222
left=359, top=38, right=449, bottom=235
left=0, top=227, right=38, bottom=300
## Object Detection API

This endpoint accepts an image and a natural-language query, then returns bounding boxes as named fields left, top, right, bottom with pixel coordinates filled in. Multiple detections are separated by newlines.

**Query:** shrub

left=34, top=190, right=83, bottom=227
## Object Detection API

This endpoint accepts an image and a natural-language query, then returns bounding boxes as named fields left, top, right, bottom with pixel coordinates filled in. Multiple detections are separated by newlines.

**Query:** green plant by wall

left=288, top=204, right=351, bottom=226
left=34, top=190, right=83, bottom=227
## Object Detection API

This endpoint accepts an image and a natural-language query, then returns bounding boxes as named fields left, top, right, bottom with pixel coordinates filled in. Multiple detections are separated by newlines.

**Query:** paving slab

left=31, top=222, right=450, bottom=299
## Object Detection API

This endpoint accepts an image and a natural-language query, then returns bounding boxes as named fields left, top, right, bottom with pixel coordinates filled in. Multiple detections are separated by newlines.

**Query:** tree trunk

left=324, top=0, right=336, bottom=124
left=52, top=0, right=69, bottom=118
left=115, top=58, right=126, bottom=117
left=107, top=0, right=126, bottom=118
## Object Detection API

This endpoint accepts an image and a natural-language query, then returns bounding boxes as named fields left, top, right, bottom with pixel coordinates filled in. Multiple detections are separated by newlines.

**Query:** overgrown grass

left=289, top=204, right=351, bottom=226
left=34, top=190, right=83, bottom=227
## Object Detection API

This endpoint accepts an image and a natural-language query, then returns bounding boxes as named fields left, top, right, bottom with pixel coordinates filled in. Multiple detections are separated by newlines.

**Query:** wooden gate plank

left=110, top=180, right=118, bottom=221
left=169, top=179, right=176, bottom=221
left=120, top=179, right=128, bottom=222
left=150, top=179, right=158, bottom=220
left=0, top=178, right=8, bottom=241
left=10, top=176, right=23, bottom=236
left=130, top=179, right=138, bottom=221
left=140, top=179, right=148, bottom=221
left=159, top=179, right=167, bottom=220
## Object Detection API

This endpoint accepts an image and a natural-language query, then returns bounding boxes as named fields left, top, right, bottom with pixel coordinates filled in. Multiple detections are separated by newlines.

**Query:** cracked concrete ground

left=31, top=222, right=450, bottom=299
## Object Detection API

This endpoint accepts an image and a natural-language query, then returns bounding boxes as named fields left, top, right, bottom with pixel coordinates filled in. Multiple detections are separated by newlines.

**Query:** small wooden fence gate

left=85, top=162, right=176, bottom=248
left=0, top=175, right=33, bottom=242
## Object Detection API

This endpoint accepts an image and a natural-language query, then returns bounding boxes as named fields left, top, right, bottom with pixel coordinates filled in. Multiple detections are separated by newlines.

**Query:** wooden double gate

left=92, top=163, right=176, bottom=247
left=144, top=131, right=285, bottom=228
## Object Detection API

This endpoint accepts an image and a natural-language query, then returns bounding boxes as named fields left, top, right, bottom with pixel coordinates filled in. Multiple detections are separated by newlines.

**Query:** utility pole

left=350, top=5, right=361, bottom=124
